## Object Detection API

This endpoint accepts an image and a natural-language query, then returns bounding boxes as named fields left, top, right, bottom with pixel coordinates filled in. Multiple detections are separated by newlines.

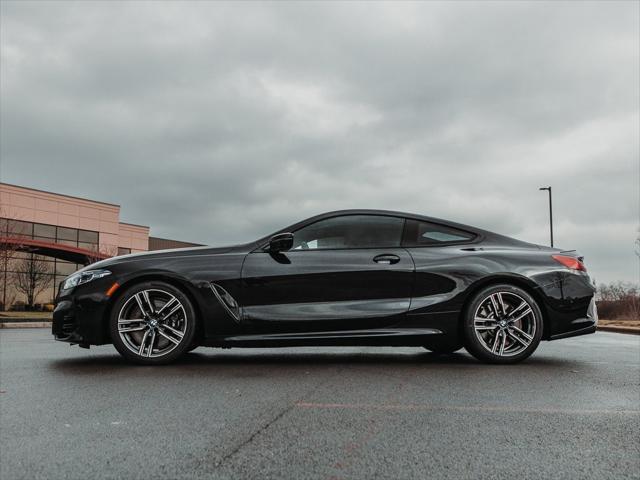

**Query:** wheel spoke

left=499, top=330, right=507, bottom=355
left=508, top=301, right=528, bottom=318
left=161, top=323, right=184, bottom=339
left=489, top=295, right=501, bottom=317
left=496, top=293, right=507, bottom=316
left=491, top=331, right=502, bottom=353
left=510, top=325, right=533, bottom=342
left=507, top=329, right=531, bottom=347
left=474, top=317, right=496, bottom=324
left=511, top=308, right=533, bottom=324
left=118, top=318, right=145, bottom=324
left=158, top=328, right=181, bottom=345
left=138, top=330, right=150, bottom=355
left=475, top=325, right=497, bottom=331
left=118, top=325, right=146, bottom=333
left=142, top=290, right=155, bottom=314
left=134, top=293, right=152, bottom=317
left=160, top=303, right=182, bottom=321
left=156, top=296, right=177, bottom=317
left=146, top=330, right=156, bottom=357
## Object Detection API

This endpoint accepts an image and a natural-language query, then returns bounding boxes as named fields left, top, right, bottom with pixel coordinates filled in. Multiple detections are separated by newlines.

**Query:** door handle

left=373, top=254, right=401, bottom=265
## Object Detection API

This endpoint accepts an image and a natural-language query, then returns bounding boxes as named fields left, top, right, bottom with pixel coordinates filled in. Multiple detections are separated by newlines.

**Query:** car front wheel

left=463, top=284, right=543, bottom=364
left=109, top=281, right=197, bottom=365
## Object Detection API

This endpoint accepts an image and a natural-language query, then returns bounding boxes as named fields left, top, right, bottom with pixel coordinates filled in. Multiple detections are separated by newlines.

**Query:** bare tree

left=84, top=243, right=117, bottom=266
left=597, top=281, right=640, bottom=320
left=13, top=255, right=52, bottom=310
left=0, top=211, right=25, bottom=310
left=635, top=227, right=640, bottom=287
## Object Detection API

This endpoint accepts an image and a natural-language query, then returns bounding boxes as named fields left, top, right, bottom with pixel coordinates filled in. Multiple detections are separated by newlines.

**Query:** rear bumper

left=535, top=270, right=597, bottom=340
left=548, top=297, right=598, bottom=341
left=549, top=324, right=597, bottom=340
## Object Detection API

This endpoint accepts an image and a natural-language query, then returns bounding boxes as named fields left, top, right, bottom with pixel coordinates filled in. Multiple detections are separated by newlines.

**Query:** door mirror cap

left=268, top=232, right=294, bottom=253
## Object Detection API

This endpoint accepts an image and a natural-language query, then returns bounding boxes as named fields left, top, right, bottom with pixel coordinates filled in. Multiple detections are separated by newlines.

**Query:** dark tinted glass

left=78, top=230, right=98, bottom=243
left=55, top=260, right=77, bottom=275
left=34, top=223, right=56, bottom=238
left=292, top=215, right=404, bottom=250
left=78, top=241, right=97, bottom=251
left=403, top=220, right=475, bottom=246
left=57, top=227, right=77, bottom=242
left=7, top=220, right=33, bottom=237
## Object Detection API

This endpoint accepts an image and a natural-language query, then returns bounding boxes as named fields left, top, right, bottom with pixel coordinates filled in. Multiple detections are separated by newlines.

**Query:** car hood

left=78, top=243, right=254, bottom=272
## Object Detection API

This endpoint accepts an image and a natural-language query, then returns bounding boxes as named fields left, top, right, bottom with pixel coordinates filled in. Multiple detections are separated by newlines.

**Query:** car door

left=240, top=214, right=414, bottom=333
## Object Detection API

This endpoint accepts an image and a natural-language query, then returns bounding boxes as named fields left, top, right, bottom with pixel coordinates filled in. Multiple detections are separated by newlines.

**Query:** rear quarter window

left=403, top=219, right=476, bottom=246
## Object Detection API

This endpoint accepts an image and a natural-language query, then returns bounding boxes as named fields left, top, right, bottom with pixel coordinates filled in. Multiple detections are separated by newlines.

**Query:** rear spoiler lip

left=557, top=249, right=584, bottom=263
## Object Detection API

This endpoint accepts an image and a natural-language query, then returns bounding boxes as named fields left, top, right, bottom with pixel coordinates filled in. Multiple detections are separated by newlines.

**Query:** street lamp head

left=539, top=186, right=551, bottom=191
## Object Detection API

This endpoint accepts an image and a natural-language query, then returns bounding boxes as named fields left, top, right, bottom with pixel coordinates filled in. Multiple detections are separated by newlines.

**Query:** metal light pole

left=539, top=186, right=554, bottom=247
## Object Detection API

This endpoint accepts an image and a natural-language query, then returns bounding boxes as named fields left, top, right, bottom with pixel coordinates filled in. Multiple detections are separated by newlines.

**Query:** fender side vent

left=210, top=283, right=241, bottom=322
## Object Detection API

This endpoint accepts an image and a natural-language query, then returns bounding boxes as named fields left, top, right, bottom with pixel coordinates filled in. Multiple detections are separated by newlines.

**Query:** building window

left=0, top=218, right=99, bottom=310
left=33, top=223, right=56, bottom=239
left=117, top=247, right=131, bottom=256
left=4, top=220, right=33, bottom=237
left=79, top=230, right=99, bottom=244
left=57, top=226, right=78, bottom=242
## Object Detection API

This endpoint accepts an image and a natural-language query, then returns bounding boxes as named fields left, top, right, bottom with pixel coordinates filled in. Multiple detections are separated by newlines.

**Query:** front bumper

left=52, top=292, right=112, bottom=345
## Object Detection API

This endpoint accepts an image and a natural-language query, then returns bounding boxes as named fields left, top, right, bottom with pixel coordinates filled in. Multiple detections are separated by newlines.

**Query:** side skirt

left=202, top=327, right=443, bottom=348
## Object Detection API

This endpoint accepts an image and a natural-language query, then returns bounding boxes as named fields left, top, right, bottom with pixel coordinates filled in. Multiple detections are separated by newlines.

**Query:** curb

left=0, top=318, right=52, bottom=323
left=597, top=326, right=640, bottom=336
left=0, top=322, right=52, bottom=328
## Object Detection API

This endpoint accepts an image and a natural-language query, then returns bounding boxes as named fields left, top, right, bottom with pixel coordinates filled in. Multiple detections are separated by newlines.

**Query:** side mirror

left=268, top=232, right=294, bottom=253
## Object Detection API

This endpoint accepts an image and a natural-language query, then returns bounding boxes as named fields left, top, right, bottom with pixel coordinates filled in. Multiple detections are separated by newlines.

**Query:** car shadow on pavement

left=48, top=349, right=575, bottom=374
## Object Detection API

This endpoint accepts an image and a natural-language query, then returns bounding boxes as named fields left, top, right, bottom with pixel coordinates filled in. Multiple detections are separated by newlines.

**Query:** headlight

left=63, top=269, right=112, bottom=290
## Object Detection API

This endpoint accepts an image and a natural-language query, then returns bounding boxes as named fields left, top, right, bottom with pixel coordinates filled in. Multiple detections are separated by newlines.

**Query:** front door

left=240, top=214, right=414, bottom=333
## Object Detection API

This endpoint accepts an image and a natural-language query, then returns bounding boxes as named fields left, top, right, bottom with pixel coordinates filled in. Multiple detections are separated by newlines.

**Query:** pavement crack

left=215, top=402, right=296, bottom=468
left=212, top=365, right=345, bottom=469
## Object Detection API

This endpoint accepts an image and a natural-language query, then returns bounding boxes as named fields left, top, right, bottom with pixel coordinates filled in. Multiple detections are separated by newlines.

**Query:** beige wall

left=0, top=183, right=149, bottom=253
left=118, top=223, right=151, bottom=252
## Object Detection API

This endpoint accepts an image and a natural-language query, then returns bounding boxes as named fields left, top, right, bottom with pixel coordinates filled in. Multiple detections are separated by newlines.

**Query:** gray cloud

left=1, top=0, right=638, bottom=283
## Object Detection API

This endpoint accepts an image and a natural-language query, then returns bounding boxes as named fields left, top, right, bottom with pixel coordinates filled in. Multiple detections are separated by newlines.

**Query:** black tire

left=423, top=343, right=463, bottom=354
left=462, top=284, right=543, bottom=364
left=109, top=281, right=197, bottom=365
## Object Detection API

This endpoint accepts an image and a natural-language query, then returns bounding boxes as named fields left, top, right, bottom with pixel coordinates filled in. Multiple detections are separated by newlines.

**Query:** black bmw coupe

left=53, top=210, right=598, bottom=365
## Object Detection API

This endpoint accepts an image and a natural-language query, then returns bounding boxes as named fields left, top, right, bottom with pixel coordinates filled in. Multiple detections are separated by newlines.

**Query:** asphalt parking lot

left=1, top=329, right=638, bottom=480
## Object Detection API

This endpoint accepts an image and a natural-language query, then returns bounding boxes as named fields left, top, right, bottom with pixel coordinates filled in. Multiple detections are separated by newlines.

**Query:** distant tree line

left=597, top=281, right=640, bottom=320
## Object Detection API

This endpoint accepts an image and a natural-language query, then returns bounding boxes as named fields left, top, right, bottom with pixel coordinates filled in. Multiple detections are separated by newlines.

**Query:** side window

left=292, top=215, right=404, bottom=250
left=403, top=219, right=475, bottom=246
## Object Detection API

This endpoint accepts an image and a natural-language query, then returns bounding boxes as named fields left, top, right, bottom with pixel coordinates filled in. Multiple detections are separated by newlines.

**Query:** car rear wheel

left=463, top=284, right=543, bottom=364
left=109, top=281, right=197, bottom=365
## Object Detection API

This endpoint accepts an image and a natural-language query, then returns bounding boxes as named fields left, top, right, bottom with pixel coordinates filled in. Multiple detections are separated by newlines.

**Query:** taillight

left=552, top=254, right=587, bottom=272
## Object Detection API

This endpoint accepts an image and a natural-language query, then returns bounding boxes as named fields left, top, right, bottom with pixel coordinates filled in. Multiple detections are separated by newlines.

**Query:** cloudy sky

left=0, top=1, right=638, bottom=284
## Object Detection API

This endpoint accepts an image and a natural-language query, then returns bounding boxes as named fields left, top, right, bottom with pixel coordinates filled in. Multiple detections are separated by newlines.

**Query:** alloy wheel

left=473, top=291, right=537, bottom=357
left=117, top=288, right=188, bottom=358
